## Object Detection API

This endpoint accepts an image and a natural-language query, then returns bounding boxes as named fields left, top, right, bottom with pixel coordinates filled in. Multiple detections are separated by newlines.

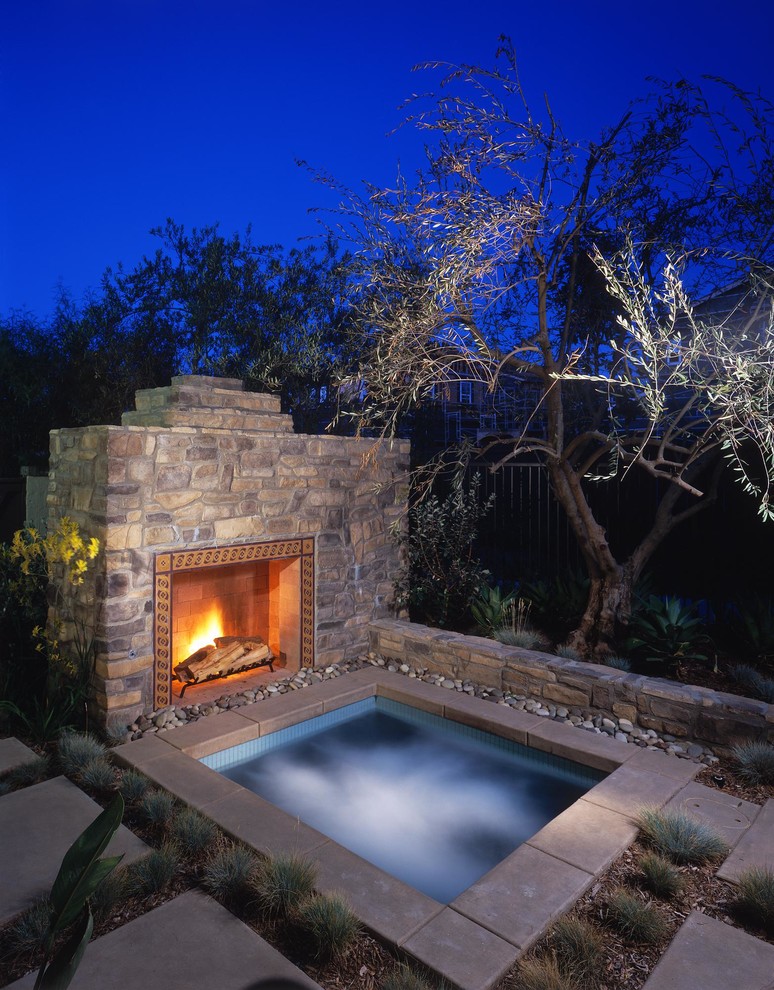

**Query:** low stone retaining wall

left=368, top=619, right=774, bottom=750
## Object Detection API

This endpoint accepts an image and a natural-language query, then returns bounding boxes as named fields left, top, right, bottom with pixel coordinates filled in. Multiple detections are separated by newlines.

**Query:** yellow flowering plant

left=1, top=518, right=101, bottom=739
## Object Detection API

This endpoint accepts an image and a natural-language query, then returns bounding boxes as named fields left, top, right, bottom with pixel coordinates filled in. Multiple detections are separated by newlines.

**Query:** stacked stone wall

left=368, top=618, right=774, bottom=750
left=47, top=378, right=408, bottom=730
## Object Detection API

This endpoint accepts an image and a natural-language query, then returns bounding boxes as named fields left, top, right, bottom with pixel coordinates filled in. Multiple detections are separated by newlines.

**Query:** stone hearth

left=47, top=376, right=408, bottom=730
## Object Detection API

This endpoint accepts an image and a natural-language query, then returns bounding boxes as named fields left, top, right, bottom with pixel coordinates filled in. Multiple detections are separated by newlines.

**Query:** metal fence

left=468, top=461, right=774, bottom=603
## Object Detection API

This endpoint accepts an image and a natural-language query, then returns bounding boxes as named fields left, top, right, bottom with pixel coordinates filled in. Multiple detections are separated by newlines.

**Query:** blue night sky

left=2, top=0, right=773, bottom=319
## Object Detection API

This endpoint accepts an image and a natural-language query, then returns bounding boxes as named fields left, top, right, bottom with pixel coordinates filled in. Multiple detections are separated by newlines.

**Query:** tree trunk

left=550, top=454, right=724, bottom=659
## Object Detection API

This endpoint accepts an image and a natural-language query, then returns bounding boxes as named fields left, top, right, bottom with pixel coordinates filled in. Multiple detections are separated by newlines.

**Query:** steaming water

left=216, top=701, right=600, bottom=903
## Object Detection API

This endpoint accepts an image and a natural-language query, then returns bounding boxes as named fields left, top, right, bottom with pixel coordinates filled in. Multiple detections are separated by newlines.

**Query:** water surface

left=217, top=701, right=599, bottom=902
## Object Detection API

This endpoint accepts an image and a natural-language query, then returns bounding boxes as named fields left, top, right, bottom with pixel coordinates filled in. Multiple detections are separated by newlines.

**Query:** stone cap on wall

left=121, top=375, right=293, bottom=433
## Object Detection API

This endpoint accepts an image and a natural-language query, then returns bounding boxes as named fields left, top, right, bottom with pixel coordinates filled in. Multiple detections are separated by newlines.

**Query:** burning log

left=174, top=635, right=274, bottom=694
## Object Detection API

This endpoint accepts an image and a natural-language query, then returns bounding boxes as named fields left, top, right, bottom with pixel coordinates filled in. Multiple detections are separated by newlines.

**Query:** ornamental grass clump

left=170, top=806, right=218, bottom=858
left=77, top=756, right=117, bottom=792
left=605, top=888, right=668, bottom=944
left=731, top=740, right=774, bottom=786
left=128, top=843, right=180, bottom=898
left=1, top=754, right=50, bottom=791
left=91, top=865, right=131, bottom=922
left=516, top=956, right=574, bottom=990
left=381, top=964, right=435, bottom=990
left=253, top=853, right=317, bottom=919
left=731, top=866, right=774, bottom=937
left=636, top=807, right=728, bottom=864
left=118, top=768, right=151, bottom=804
left=604, top=656, right=632, bottom=672
left=4, top=898, right=51, bottom=956
left=201, top=844, right=258, bottom=907
left=550, top=914, right=603, bottom=987
left=139, top=788, right=177, bottom=829
left=296, top=893, right=360, bottom=961
left=638, top=851, right=683, bottom=899
left=58, top=731, right=107, bottom=778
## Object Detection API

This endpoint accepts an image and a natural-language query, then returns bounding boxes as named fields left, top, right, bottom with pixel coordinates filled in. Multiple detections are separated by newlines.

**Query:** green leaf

left=49, top=793, right=124, bottom=935
left=36, top=906, right=94, bottom=990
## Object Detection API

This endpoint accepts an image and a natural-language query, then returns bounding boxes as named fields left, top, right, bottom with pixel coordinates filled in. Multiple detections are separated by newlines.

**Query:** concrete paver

left=621, top=746, right=703, bottom=782
left=665, top=781, right=761, bottom=851
left=234, top=694, right=325, bottom=734
left=203, top=787, right=330, bottom=857
left=527, top=719, right=632, bottom=772
left=582, top=764, right=687, bottom=819
left=6, top=889, right=322, bottom=990
left=310, top=838, right=444, bottom=946
left=131, top=750, right=243, bottom=809
left=0, top=776, right=148, bottom=925
left=451, top=843, right=594, bottom=950
left=642, top=910, right=774, bottom=990
left=718, top=798, right=774, bottom=882
left=526, top=797, right=638, bottom=874
left=0, top=738, right=38, bottom=775
left=155, top=708, right=262, bottom=758
left=402, top=907, right=521, bottom=990
left=442, top=693, right=543, bottom=744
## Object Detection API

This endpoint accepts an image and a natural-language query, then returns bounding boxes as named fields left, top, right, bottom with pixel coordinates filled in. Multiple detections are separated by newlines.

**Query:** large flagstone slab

left=0, top=775, right=148, bottom=925
left=7, top=890, right=321, bottom=990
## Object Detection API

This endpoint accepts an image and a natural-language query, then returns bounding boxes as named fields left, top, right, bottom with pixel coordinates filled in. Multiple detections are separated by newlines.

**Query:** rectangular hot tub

left=201, top=696, right=605, bottom=902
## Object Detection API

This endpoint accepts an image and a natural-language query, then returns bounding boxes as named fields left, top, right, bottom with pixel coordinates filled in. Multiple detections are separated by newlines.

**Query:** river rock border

left=124, top=647, right=718, bottom=766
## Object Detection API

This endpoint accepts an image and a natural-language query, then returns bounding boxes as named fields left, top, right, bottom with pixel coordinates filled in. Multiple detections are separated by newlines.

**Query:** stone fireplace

left=47, top=376, right=408, bottom=730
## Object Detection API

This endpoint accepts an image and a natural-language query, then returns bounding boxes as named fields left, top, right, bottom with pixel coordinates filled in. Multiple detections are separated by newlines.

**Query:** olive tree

left=321, top=41, right=774, bottom=655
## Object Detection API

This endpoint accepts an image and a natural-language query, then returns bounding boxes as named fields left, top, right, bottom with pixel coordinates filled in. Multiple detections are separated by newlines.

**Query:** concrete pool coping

left=113, top=666, right=703, bottom=990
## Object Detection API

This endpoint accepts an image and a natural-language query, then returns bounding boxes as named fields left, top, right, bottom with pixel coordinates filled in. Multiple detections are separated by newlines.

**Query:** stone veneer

left=47, top=376, right=409, bottom=731
left=368, top=619, right=774, bottom=750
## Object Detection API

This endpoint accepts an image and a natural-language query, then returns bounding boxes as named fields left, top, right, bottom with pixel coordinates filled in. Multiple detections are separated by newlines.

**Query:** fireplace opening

left=153, top=538, right=314, bottom=708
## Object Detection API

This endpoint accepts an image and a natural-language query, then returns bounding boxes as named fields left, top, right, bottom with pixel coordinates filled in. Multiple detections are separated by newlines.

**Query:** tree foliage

left=317, top=39, right=774, bottom=653
left=0, top=221, right=358, bottom=471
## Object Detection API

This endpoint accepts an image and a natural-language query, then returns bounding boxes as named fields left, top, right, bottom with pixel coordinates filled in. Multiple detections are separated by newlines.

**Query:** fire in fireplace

left=153, top=538, right=314, bottom=706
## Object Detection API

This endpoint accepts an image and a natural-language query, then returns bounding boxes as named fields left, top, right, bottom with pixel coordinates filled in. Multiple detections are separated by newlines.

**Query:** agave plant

left=625, top=596, right=709, bottom=671
left=470, top=581, right=517, bottom=637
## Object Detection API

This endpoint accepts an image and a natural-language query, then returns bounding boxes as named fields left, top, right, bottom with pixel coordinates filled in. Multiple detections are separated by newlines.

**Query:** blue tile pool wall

left=201, top=696, right=606, bottom=790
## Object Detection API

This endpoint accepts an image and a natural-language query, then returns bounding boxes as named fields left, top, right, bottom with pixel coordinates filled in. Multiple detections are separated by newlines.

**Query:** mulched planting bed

left=498, top=802, right=774, bottom=990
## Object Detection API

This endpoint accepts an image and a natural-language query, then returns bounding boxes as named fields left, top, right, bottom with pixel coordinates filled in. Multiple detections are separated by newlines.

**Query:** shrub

left=296, top=893, right=360, bottom=960
left=2, top=754, right=50, bottom=790
left=554, top=645, right=582, bottom=661
left=723, top=596, right=774, bottom=663
left=521, top=569, right=589, bottom=641
left=516, top=956, right=573, bottom=990
left=731, top=866, right=774, bottom=936
left=729, top=664, right=774, bottom=704
left=170, top=806, right=218, bottom=857
left=494, top=627, right=544, bottom=650
left=636, top=807, right=728, bottom=864
left=381, top=965, right=435, bottom=990
left=4, top=898, right=51, bottom=956
left=604, top=656, right=632, bottom=672
left=605, top=888, right=668, bottom=944
left=78, top=756, right=117, bottom=792
left=139, top=788, right=177, bottom=829
left=392, top=468, right=494, bottom=629
left=91, top=865, right=131, bottom=922
left=470, top=581, right=517, bottom=636
left=202, top=844, right=258, bottom=906
left=550, top=914, right=603, bottom=987
left=128, top=843, right=180, bottom=897
left=625, top=596, right=709, bottom=669
left=731, top=741, right=774, bottom=786
left=119, top=769, right=151, bottom=804
left=58, top=732, right=107, bottom=777
left=638, top=851, right=683, bottom=899
left=253, top=853, right=317, bottom=919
